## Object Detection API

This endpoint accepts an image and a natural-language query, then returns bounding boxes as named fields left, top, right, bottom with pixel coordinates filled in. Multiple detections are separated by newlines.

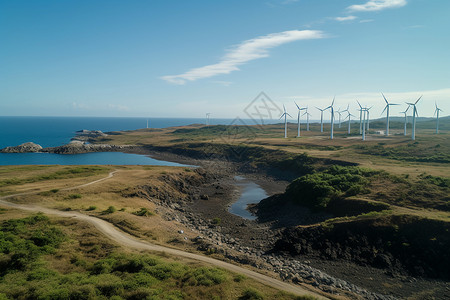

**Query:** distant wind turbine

left=400, top=106, right=410, bottom=136
left=336, top=108, right=343, bottom=128
left=406, top=96, right=422, bottom=141
left=357, top=100, right=363, bottom=134
left=434, top=102, right=443, bottom=134
left=316, top=106, right=328, bottom=133
left=365, top=106, right=373, bottom=131
left=280, top=105, right=292, bottom=138
left=206, top=113, right=211, bottom=126
left=302, top=109, right=312, bottom=131
left=328, top=98, right=335, bottom=140
left=146, top=119, right=149, bottom=129
left=344, top=112, right=356, bottom=135
left=361, top=108, right=369, bottom=141
left=295, top=102, right=307, bottom=137
left=381, top=93, right=399, bottom=136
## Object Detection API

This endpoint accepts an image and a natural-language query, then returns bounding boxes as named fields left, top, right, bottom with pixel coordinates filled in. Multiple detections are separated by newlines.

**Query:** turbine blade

left=381, top=92, right=388, bottom=104
left=295, top=101, right=300, bottom=110
left=287, top=113, right=293, bottom=118
left=415, top=95, right=423, bottom=104
left=381, top=105, right=387, bottom=115
left=357, top=100, right=362, bottom=108
left=283, top=104, right=286, bottom=113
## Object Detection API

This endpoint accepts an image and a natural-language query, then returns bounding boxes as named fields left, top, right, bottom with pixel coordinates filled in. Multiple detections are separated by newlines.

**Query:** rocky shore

left=0, top=130, right=132, bottom=154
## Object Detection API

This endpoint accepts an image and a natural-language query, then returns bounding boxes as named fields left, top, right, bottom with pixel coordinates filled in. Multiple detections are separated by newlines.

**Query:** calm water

left=0, top=116, right=274, bottom=166
left=0, top=152, right=190, bottom=166
left=229, top=176, right=268, bottom=220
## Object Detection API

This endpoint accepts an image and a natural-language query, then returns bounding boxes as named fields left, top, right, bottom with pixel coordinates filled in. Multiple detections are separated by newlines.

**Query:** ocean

left=0, top=116, right=277, bottom=165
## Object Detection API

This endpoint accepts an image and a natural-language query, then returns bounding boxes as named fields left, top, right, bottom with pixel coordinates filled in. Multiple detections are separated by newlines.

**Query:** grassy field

left=0, top=211, right=309, bottom=300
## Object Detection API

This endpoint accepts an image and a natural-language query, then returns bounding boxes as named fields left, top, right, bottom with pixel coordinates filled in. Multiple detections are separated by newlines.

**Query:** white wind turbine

left=361, top=108, right=369, bottom=141
left=434, top=102, right=443, bottom=134
left=303, top=109, right=312, bottom=131
left=344, top=111, right=356, bottom=135
left=400, top=106, right=410, bottom=136
left=205, top=113, right=211, bottom=126
left=336, top=108, right=343, bottom=128
left=295, top=102, right=307, bottom=137
left=316, top=106, right=328, bottom=133
left=365, top=106, right=373, bottom=131
left=406, top=96, right=422, bottom=141
left=357, top=100, right=363, bottom=134
left=328, top=98, right=335, bottom=140
left=381, top=93, right=399, bottom=136
left=280, top=105, right=292, bottom=138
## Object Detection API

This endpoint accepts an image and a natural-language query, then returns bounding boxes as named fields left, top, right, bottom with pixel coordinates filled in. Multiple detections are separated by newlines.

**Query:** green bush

left=103, top=206, right=117, bottom=214
left=86, top=206, right=97, bottom=211
left=212, top=217, right=221, bottom=225
left=132, top=208, right=154, bottom=217
left=239, top=288, right=264, bottom=300
left=286, top=166, right=376, bottom=210
left=67, top=193, right=82, bottom=199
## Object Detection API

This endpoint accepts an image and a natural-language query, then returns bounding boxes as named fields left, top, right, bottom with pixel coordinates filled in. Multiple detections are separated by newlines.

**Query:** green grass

left=0, top=166, right=110, bottom=187
left=0, top=214, right=303, bottom=300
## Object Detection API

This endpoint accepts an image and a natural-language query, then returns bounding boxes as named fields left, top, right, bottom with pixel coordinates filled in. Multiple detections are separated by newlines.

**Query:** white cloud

left=161, top=30, right=326, bottom=85
left=348, top=0, right=407, bottom=12
left=335, top=15, right=357, bottom=22
left=359, top=19, right=374, bottom=23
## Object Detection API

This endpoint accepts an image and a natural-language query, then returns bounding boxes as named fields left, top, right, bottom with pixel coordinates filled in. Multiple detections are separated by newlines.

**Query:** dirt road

left=0, top=171, right=327, bottom=299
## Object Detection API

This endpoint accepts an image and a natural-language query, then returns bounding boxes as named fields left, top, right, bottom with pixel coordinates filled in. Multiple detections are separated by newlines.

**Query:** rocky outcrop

left=42, top=143, right=130, bottom=154
left=71, top=130, right=107, bottom=142
left=0, top=142, right=43, bottom=153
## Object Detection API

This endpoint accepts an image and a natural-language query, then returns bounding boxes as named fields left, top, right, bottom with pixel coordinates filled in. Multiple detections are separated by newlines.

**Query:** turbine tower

left=381, top=93, right=399, bottom=136
left=434, top=102, right=443, bottom=134
left=406, top=96, right=422, bottom=141
left=344, top=108, right=355, bottom=135
left=357, top=101, right=363, bottom=134
left=295, top=102, right=307, bottom=137
left=336, top=108, right=343, bottom=128
left=400, top=106, right=410, bottom=136
left=206, top=113, right=211, bottom=126
left=365, top=106, right=373, bottom=131
left=280, top=105, right=292, bottom=138
left=303, top=110, right=312, bottom=131
left=316, top=106, right=328, bottom=133
left=361, top=108, right=369, bottom=141
left=328, top=98, right=335, bottom=140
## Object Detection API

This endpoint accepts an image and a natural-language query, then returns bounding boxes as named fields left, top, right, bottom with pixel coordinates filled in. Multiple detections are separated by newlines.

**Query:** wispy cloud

left=348, top=0, right=407, bottom=12
left=161, top=30, right=326, bottom=85
left=359, top=19, right=374, bottom=23
left=335, top=15, right=357, bottom=22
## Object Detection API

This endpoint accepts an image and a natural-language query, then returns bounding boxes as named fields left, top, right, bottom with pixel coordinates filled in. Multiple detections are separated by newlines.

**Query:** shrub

left=239, top=288, right=264, bottom=300
left=86, top=206, right=97, bottom=211
left=67, top=193, right=82, bottom=199
left=103, top=206, right=117, bottom=214
left=132, top=208, right=154, bottom=217
left=211, top=217, right=221, bottom=225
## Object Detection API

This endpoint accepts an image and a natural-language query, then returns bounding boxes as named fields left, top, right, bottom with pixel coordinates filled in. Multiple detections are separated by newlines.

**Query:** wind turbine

left=406, top=96, right=422, bottom=141
left=336, top=108, right=343, bottom=128
left=357, top=101, right=363, bottom=134
left=206, top=113, right=211, bottom=126
left=344, top=111, right=356, bottom=135
left=295, top=102, right=307, bottom=137
left=280, top=105, right=292, bottom=138
left=365, top=106, right=373, bottom=131
left=328, top=98, right=335, bottom=140
left=381, top=93, right=399, bottom=136
left=361, top=108, right=369, bottom=141
left=302, top=110, right=312, bottom=131
left=400, top=106, right=410, bottom=136
left=146, top=119, right=149, bottom=129
left=434, top=102, right=443, bottom=134
left=316, top=106, right=328, bottom=133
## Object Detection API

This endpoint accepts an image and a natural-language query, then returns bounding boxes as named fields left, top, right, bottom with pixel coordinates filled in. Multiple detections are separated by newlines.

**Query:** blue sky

left=1, top=0, right=449, bottom=120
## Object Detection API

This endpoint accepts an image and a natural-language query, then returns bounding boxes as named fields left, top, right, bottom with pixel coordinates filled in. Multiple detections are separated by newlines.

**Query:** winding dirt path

left=0, top=171, right=327, bottom=299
